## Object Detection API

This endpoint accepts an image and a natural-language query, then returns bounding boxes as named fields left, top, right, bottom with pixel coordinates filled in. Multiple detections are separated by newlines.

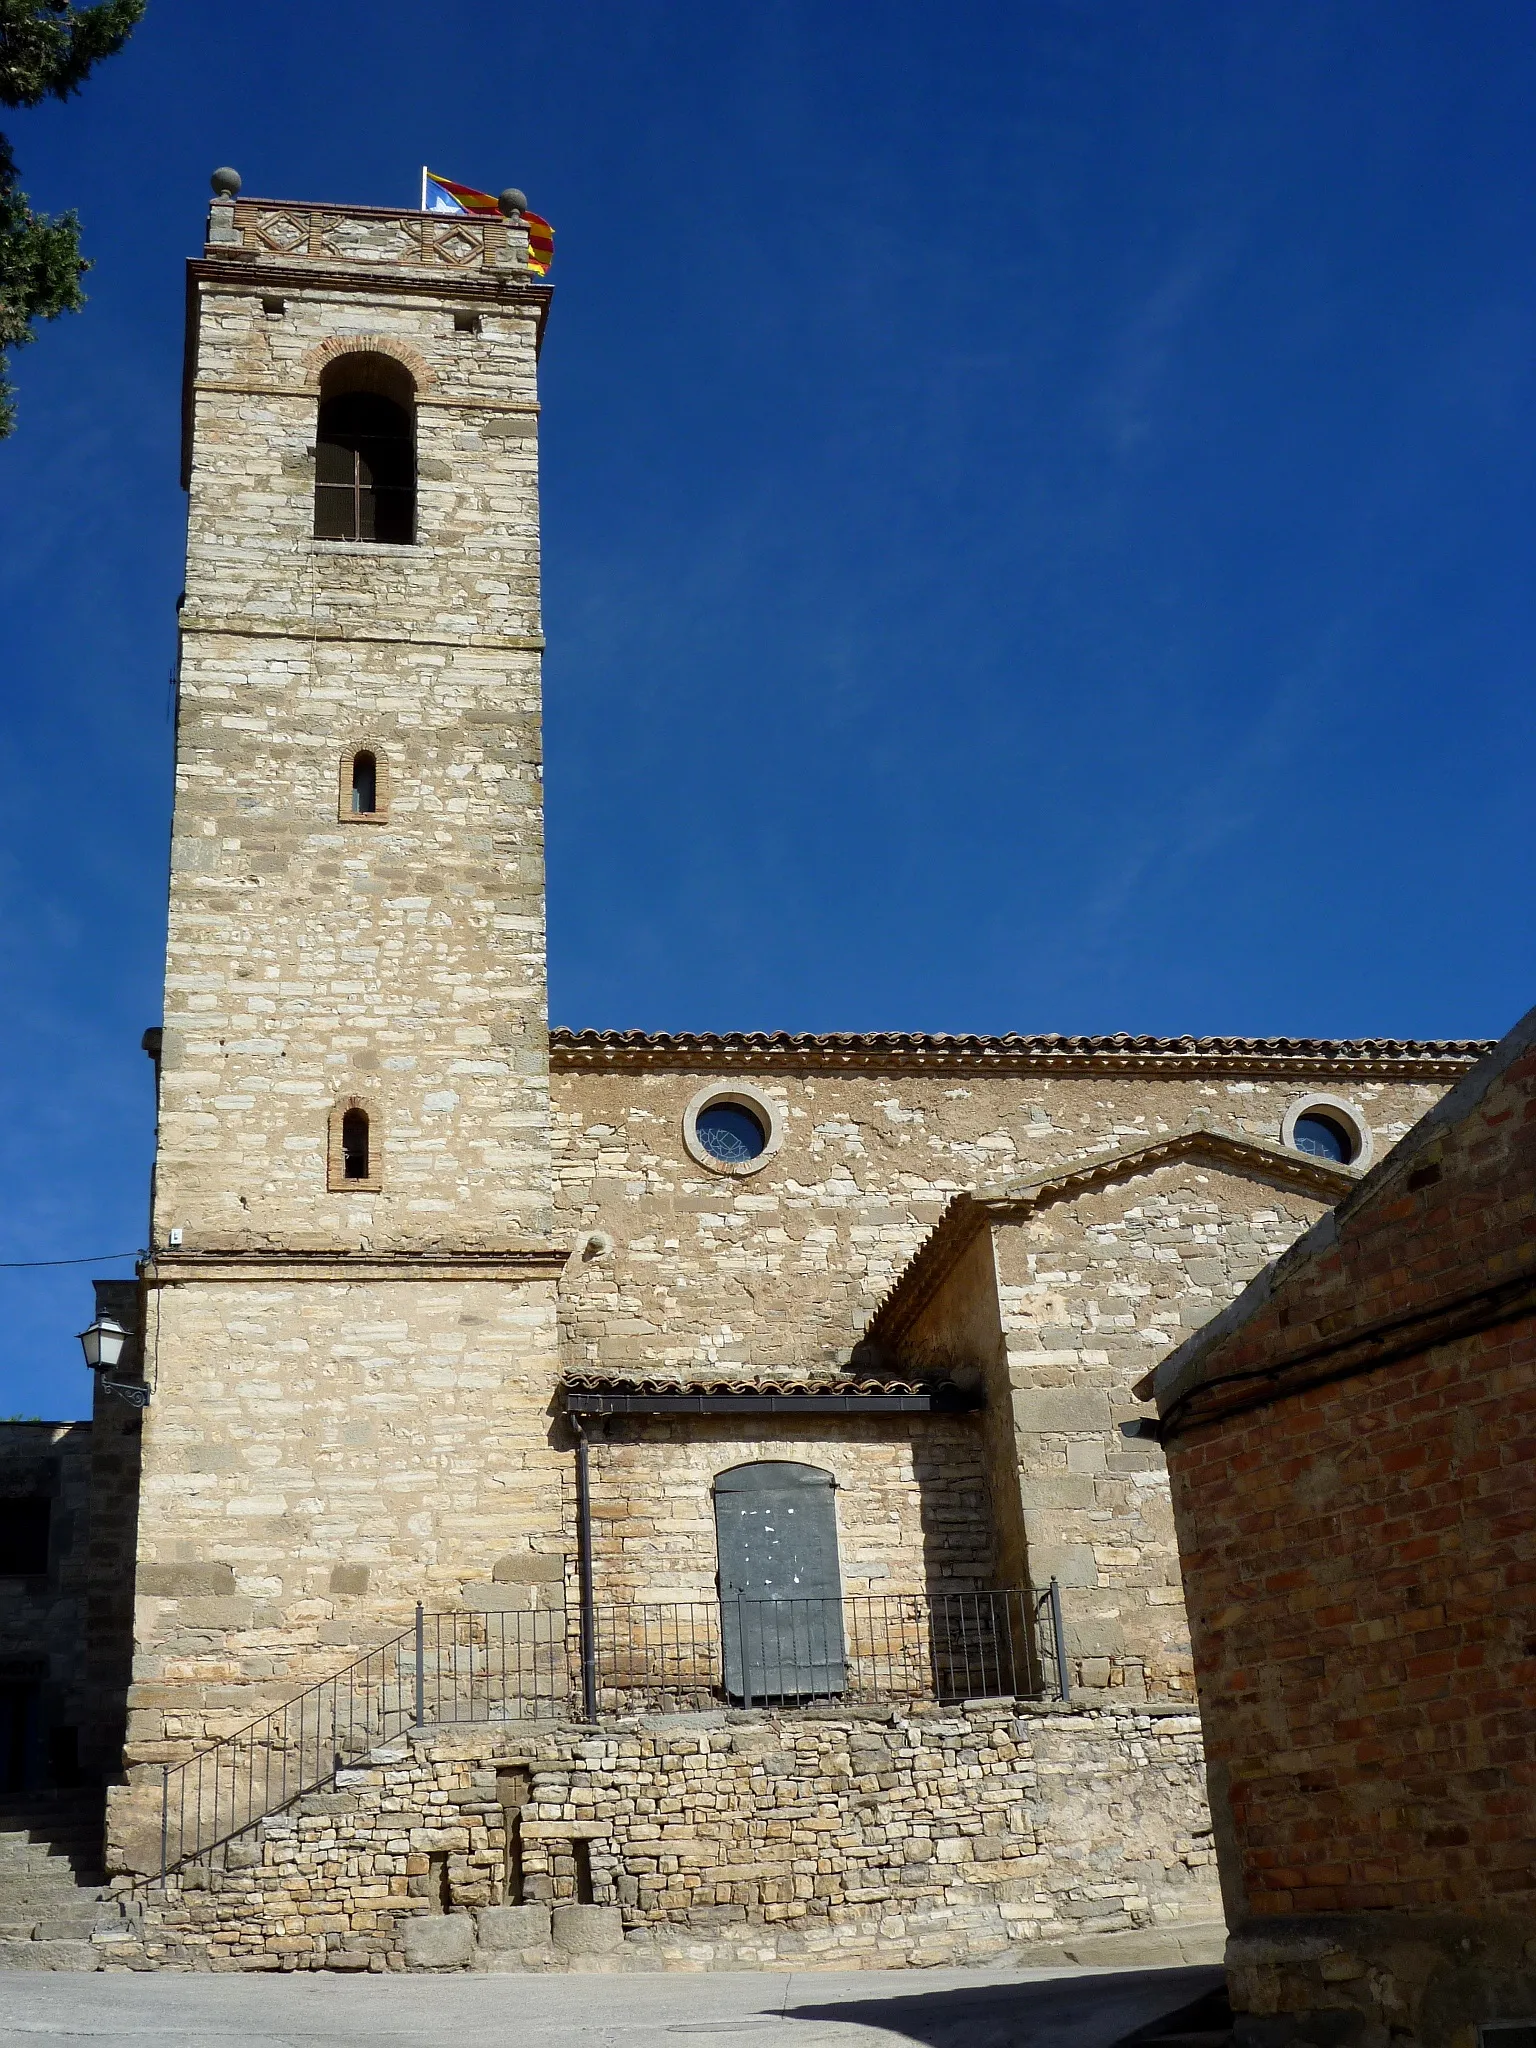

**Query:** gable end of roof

left=865, top=1126, right=1356, bottom=1355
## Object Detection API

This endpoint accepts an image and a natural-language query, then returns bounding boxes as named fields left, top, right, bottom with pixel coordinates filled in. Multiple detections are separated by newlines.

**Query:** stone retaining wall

left=108, top=1702, right=1221, bottom=1972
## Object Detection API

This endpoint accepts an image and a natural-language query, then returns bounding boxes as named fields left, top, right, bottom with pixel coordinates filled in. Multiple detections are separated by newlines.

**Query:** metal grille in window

left=315, top=393, right=415, bottom=543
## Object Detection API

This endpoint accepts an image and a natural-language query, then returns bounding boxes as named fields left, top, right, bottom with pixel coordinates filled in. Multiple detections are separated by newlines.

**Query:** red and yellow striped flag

left=524, top=210, right=554, bottom=278
left=418, top=170, right=554, bottom=276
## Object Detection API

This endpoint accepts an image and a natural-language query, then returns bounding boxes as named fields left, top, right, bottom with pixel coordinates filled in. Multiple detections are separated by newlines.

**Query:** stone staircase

left=0, top=1793, right=116, bottom=1970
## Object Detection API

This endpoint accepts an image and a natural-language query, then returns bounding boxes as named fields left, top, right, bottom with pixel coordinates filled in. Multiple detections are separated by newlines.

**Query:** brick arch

left=301, top=335, right=433, bottom=395
left=327, top=1094, right=382, bottom=1193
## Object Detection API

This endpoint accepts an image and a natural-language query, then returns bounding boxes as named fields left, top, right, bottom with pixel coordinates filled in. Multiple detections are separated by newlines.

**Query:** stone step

left=0, top=1846, right=98, bottom=1869
left=0, top=1835, right=97, bottom=1851
left=0, top=1838, right=104, bottom=1860
left=0, top=1936, right=101, bottom=1972
left=0, top=1797, right=111, bottom=1971
left=0, top=1880, right=104, bottom=1900
left=32, top=1885, right=107, bottom=1908
left=34, top=1914, right=105, bottom=1942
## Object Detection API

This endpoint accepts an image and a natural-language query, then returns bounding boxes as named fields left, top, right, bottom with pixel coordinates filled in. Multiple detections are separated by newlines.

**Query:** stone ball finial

left=497, top=188, right=527, bottom=218
left=210, top=167, right=242, bottom=198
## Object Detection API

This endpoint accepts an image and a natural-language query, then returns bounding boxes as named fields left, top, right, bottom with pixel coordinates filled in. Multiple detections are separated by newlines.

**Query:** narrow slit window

left=351, top=750, right=378, bottom=815
left=341, top=1107, right=370, bottom=1182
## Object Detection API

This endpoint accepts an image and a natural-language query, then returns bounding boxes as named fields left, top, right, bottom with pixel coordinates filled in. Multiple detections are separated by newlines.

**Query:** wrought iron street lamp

left=77, top=1312, right=129, bottom=1374
left=76, top=1311, right=149, bottom=1407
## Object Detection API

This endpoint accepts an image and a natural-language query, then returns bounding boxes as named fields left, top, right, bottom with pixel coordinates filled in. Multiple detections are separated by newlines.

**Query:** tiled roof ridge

left=560, top=1370, right=951, bottom=1398
left=550, top=1027, right=1489, bottom=1075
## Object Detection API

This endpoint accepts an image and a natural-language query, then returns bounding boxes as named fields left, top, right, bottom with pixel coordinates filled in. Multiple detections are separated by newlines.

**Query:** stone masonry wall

left=127, top=196, right=564, bottom=1826
left=82, top=1286, right=145, bottom=1783
left=121, top=1274, right=564, bottom=1710
left=872, top=1151, right=1338, bottom=1701
left=163, top=271, right=550, bottom=1251
left=582, top=1416, right=993, bottom=1606
left=113, top=1704, right=1220, bottom=1972
left=552, top=1064, right=1448, bottom=1382
left=0, top=1421, right=94, bottom=1785
left=990, top=1157, right=1334, bottom=1699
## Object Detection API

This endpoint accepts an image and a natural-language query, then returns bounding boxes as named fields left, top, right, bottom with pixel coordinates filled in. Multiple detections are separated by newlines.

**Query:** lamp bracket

left=102, top=1379, right=150, bottom=1410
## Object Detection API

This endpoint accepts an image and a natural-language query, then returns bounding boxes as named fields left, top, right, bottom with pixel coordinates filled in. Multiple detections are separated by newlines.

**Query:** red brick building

left=1141, top=1007, right=1536, bottom=2048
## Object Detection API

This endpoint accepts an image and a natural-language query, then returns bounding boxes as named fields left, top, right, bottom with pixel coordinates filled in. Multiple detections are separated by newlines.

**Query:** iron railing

left=156, top=1585, right=1068, bottom=1877
left=592, top=1588, right=1043, bottom=1712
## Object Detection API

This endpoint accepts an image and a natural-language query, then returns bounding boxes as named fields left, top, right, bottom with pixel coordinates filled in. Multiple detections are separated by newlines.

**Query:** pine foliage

left=0, top=0, right=144, bottom=434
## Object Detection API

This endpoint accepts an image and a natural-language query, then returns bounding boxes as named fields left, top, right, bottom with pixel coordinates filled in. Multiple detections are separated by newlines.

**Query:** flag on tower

left=418, top=171, right=555, bottom=278
left=523, top=210, right=555, bottom=277
left=421, top=169, right=500, bottom=215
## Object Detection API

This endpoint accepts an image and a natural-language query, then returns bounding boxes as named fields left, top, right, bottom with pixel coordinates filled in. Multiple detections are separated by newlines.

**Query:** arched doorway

left=714, top=1462, right=846, bottom=1702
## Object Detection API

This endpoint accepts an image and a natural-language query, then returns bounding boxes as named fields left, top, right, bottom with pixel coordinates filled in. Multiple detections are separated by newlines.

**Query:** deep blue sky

left=2, top=0, right=1533, bottom=1416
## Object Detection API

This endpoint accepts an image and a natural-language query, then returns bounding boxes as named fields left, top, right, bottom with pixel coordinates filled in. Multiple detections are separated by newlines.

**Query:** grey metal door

left=714, top=1462, right=846, bottom=1701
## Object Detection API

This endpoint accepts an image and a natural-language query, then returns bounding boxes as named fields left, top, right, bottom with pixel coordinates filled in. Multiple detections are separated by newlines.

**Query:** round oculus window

left=695, top=1100, right=768, bottom=1164
left=1292, top=1111, right=1355, bottom=1164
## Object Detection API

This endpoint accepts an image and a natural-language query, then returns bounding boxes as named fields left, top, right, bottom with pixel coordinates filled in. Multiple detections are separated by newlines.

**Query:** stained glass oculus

left=696, top=1101, right=768, bottom=1164
left=1293, top=1112, right=1353, bottom=1164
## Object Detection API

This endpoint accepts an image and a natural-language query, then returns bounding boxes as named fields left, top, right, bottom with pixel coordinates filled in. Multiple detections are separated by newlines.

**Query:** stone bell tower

left=114, top=175, right=568, bottom=1861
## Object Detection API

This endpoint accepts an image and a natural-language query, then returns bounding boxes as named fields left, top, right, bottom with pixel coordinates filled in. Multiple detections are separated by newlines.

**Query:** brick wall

left=1150, top=1011, right=1536, bottom=2044
left=1169, top=1320, right=1535, bottom=1920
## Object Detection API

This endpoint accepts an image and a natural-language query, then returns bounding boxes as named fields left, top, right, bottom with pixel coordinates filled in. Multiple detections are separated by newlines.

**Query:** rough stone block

left=550, top=1905, right=624, bottom=1955
left=492, top=1555, right=567, bottom=1584
left=477, top=1904, right=551, bottom=1951
left=137, top=1563, right=236, bottom=1598
left=0, top=1937, right=100, bottom=1971
left=1011, top=1389, right=1112, bottom=1435
left=402, top=1914, right=475, bottom=1970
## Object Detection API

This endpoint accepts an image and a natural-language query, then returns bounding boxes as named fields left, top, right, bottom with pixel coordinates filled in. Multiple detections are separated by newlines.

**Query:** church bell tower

left=116, top=174, right=568, bottom=1859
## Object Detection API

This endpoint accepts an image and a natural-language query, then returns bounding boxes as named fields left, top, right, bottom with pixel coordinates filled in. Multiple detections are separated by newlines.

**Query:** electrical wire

left=0, top=1251, right=142, bottom=1269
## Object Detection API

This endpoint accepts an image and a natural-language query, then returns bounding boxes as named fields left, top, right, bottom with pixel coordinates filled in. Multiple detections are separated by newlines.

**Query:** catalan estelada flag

left=421, top=169, right=500, bottom=215
left=523, top=210, right=554, bottom=278
left=419, top=170, right=555, bottom=277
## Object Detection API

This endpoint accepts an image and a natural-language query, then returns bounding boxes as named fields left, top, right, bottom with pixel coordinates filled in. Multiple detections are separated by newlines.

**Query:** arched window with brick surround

left=314, top=355, right=415, bottom=544
left=341, top=1108, right=369, bottom=1179
left=341, top=744, right=387, bottom=821
left=328, top=1098, right=381, bottom=1192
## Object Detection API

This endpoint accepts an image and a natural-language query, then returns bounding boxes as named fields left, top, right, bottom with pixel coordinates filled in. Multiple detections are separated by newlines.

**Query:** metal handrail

left=157, top=1617, right=418, bottom=1879
left=152, top=1585, right=1066, bottom=1882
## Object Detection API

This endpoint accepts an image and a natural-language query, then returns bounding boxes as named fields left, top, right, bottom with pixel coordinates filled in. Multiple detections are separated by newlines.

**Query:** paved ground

left=0, top=1960, right=1223, bottom=2048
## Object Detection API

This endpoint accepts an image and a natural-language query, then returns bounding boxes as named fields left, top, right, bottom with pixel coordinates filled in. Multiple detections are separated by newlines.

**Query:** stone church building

left=0, top=178, right=1490, bottom=1972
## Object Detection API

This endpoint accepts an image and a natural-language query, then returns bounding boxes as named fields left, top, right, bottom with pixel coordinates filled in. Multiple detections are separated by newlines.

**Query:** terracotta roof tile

left=550, top=1028, right=1488, bottom=1079
left=561, top=1371, right=946, bottom=1399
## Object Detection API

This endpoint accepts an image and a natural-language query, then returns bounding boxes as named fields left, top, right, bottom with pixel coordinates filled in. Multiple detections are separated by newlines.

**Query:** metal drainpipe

left=572, top=1416, right=598, bottom=1722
